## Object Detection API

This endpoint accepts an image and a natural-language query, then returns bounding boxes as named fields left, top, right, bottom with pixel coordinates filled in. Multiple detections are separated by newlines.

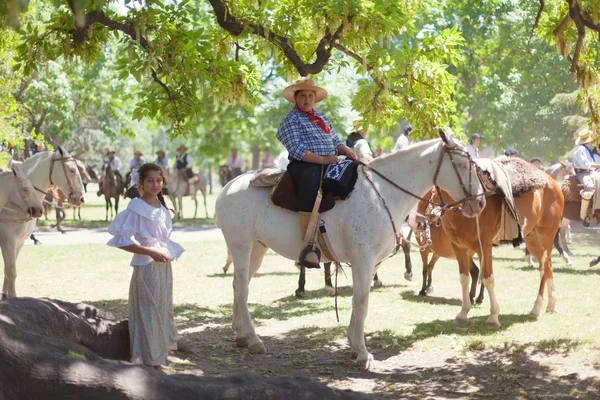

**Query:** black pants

left=287, top=160, right=324, bottom=212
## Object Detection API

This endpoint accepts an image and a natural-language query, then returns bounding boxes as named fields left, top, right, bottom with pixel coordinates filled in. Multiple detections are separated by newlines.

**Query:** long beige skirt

left=129, top=261, right=178, bottom=366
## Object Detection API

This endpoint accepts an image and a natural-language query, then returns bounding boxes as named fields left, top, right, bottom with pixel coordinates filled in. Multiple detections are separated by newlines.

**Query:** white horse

left=0, top=148, right=85, bottom=299
left=215, top=131, right=486, bottom=369
left=166, top=169, right=208, bottom=219
left=0, top=167, right=44, bottom=219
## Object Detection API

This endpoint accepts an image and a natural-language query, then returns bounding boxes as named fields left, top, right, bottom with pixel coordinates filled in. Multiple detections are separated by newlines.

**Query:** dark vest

left=176, top=154, right=188, bottom=170
left=346, top=132, right=373, bottom=154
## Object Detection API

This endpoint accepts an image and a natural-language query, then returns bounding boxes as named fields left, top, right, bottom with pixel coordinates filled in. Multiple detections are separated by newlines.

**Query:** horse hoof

left=372, top=279, right=383, bottom=288
left=528, top=311, right=541, bottom=319
left=222, top=267, right=229, bottom=274
left=235, top=337, right=249, bottom=348
left=295, top=290, right=305, bottom=298
left=425, top=286, right=434, bottom=294
left=356, top=354, right=375, bottom=369
left=454, top=317, right=468, bottom=325
left=418, top=290, right=427, bottom=297
left=476, top=298, right=484, bottom=305
left=404, top=272, right=413, bottom=282
left=248, top=342, right=266, bottom=354
left=324, top=286, right=336, bottom=295
left=351, top=352, right=358, bottom=360
left=486, top=318, right=501, bottom=329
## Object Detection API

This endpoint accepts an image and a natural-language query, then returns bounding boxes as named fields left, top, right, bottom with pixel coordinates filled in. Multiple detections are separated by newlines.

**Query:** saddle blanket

left=323, top=160, right=359, bottom=200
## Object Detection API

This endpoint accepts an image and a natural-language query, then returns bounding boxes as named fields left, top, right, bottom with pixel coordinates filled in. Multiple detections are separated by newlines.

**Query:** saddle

left=495, top=157, right=547, bottom=196
left=561, top=175, right=582, bottom=202
left=250, top=161, right=360, bottom=213
left=250, top=168, right=336, bottom=213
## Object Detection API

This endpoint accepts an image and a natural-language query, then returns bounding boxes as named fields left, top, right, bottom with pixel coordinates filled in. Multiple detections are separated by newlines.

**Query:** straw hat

left=156, top=149, right=166, bottom=156
left=347, top=118, right=364, bottom=133
left=133, top=150, right=143, bottom=156
left=176, top=144, right=188, bottom=152
left=106, top=148, right=115, bottom=155
left=283, top=79, right=327, bottom=103
left=575, top=129, right=593, bottom=145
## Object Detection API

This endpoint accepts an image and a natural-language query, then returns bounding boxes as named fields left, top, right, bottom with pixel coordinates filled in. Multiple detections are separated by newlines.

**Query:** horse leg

left=418, top=249, right=431, bottom=296
left=222, top=250, right=232, bottom=274
left=402, top=238, right=413, bottom=281
left=178, top=196, right=183, bottom=220
left=114, top=195, right=120, bottom=216
left=105, top=197, right=110, bottom=221
left=193, top=194, right=198, bottom=219
left=453, top=249, right=473, bottom=324
left=348, top=261, right=376, bottom=369
left=468, top=259, right=479, bottom=305
left=524, top=247, right=535, bottom=268
left=203, top=190, right=209, bottom=219
left=525, top=234, right=547, bottom=318
left=230, top=241, right=264, bottom=353
left=477, top=238, right=500, bottom=328
left=554, top=228, right=573, bottom=266
left=372, top=271, right=383, bottom=288
left=2, top=239, right=23, bottom=299
left=425, top=254, right=439, bottom=295
left=295, top=266, right=306, bottom=298
left=324, top=262, right=335, bottom=294
left=590, top=256, right=600, bottom=268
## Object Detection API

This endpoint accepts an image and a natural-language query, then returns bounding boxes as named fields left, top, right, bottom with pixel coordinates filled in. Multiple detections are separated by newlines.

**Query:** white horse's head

left=10, top=166, right=44, bottom=218
left=50, top=147, right=86, bottom=206
left=435, top=129, right=486, bottom=218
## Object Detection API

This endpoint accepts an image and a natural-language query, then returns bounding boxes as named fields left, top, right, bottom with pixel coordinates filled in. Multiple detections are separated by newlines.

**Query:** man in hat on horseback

left=97, top=148, right=122, bottom=196
left=573, top=129, right=600, bottom=224
left=175, top=144, right=195, bottom=185
left=129, top=150, right=144, bottom=171
left=276, top=79, right=356, bottom=269
left=346, top=118, right=374, bottom=162
left=154, top=150, right=169, bottom=169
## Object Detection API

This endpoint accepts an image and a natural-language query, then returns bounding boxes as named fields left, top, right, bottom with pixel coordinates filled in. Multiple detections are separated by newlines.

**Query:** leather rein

left=33, top=152, right=77, bottom=202
left=358, top=143, right=486, bottom=263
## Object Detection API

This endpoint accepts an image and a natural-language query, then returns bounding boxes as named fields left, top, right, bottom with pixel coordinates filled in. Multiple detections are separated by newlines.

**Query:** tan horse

left=435, top=161, right=563, bottom=327
left=165, top=169, right=208, bottom=220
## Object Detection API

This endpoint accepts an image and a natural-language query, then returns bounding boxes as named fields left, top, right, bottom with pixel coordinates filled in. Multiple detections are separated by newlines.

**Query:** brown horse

left=102, top=163, right=124, bottom=221
left=219, top=165, right=242, bottom=187
left=428, top=159, right=563, bottom=327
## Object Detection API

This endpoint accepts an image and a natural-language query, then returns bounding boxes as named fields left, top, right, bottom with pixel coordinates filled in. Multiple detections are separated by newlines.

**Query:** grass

left=7, top=204, right=600, bottom=398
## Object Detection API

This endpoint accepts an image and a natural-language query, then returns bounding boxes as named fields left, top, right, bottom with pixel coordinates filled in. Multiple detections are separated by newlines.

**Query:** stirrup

left=297, top=246, right=321, bottom=269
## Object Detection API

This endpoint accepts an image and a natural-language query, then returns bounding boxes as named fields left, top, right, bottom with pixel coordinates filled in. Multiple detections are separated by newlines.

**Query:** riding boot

left=580, top=190, right=593, bottom=225
left=298, top=211, right=321, bottom=269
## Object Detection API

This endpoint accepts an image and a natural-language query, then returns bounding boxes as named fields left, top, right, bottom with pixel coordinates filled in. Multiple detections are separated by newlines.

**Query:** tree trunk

left=0, top=298, right=370, bottom=400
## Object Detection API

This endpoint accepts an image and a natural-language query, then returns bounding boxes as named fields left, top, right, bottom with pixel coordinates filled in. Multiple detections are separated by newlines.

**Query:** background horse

left=219, top=166, right=242, bottom=187
left=436, top=158, right=563, bottom=328
left=0, top=148, right=85, bottom=298
left=101, top=163, right=124, bottom=221
left=71, top=160, right=91, bottom=220
left=43, top=187, right=66, bottom=234
left=215, top=133, right=485, bottom=369
left=166, top=169, right=208, bottom=219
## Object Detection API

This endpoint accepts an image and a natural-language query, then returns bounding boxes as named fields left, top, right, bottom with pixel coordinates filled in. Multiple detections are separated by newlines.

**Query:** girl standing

left=107, top=163, right=184, bottom=372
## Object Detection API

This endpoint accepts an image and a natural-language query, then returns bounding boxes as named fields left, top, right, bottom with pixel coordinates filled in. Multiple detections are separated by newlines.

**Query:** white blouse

left=107, top=198, right=185, bottom=266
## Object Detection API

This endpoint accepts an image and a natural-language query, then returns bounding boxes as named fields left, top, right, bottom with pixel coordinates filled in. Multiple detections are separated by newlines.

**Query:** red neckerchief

left=294, top=104, right=330, bottom=134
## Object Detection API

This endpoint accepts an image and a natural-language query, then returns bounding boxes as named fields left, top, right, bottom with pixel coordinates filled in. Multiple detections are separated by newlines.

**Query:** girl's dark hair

left=137, top=163, right=173, bottom=213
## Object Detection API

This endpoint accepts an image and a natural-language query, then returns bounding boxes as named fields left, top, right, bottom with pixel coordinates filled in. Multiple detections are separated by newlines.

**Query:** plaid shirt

left=277, top=107, right=343, bottom=160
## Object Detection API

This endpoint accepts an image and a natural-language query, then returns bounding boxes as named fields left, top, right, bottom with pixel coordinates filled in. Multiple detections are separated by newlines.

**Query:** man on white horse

left=276, top=79, right=356, bottom=269
left=573, top=129, right=600, bottom=225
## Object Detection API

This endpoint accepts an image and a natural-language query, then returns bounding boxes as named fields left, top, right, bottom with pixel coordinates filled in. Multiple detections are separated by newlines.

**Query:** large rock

left=0, top=298, right=373, bottom=400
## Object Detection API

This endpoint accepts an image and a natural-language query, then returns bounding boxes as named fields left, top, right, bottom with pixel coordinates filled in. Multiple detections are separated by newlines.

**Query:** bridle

left=360, top=141, right=486, bottom=263
left=0, top=172, right=37, bottom=223
left=34, top=151, right=78, bottom=202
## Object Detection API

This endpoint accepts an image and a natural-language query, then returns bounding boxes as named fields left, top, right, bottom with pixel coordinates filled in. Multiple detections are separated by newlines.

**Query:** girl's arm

left=119, top=244, right=169, bottom=263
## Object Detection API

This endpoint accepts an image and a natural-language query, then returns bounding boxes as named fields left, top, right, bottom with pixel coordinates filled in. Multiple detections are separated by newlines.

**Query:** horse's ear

left=438, top=128, right=449, bottom=144
left=57, top=146, right=64, bottom=156
left=12, top=168, right=17, bottom=177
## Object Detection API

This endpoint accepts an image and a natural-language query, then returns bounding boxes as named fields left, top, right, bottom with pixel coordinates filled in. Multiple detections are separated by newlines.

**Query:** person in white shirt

left=573, top=129, right=600, bottom=224
left=346, top=118, right=373, bottom=162
left=276, top=149, right=290, bottom=170
left=175, top=144, right=195, bottom=184
left=129, top=150, right=144, bottom=171
left=466, top=133, right=482, bottom=158
left=154, top=150, right=169, bottom=169
left=97, top=148, right=122, bottom=196
left=393, top=125, right=412, bottom=151
left=226, top=148, right=244, bottom=170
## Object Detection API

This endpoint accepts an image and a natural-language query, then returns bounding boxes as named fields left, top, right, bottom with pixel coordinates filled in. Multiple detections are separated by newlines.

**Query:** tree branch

left=208, top=0, right=350, bottom=76
left=527, top=0, right=545, bottom=48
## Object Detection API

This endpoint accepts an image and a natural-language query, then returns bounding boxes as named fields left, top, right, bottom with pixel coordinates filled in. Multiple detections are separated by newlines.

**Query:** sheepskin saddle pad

left=496, top=157, right=547, bottom=197
left=561, top=176, right=582, bottom=202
